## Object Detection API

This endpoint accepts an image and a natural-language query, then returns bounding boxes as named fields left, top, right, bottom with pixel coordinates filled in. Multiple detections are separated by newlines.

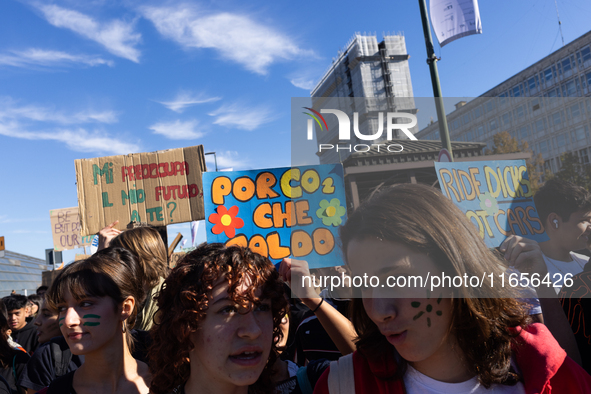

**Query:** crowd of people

left=1, top=179, right=591, bottom=393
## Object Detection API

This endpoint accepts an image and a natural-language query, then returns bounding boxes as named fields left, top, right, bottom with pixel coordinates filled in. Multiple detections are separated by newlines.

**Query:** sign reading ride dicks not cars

left=435, top=159, right=549, bottom=248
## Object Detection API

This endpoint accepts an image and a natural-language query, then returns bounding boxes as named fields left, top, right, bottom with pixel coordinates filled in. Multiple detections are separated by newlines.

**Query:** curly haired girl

left=149, top=243, right=287, bottom=394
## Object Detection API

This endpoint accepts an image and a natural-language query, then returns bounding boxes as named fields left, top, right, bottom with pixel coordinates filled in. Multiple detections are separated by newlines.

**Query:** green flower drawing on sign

left=478, top=192, right=499, bottom=216
left=316, top=198, right=346, bottom=227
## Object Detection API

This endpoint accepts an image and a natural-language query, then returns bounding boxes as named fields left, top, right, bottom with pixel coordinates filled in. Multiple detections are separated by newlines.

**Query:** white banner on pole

left=191, top=221, right=200, bottom=246
left=430, top=0, right=482, bottom=47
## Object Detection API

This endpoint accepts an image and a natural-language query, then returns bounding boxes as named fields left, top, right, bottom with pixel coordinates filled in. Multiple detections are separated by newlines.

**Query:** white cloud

left=141, top=5, right=313, bottom=74
left=208, top=104, right=275, bottom=131
left=0, top=121, right=139, bottom=154
left=288, top=66, right=327, bottom=91
left=0, top=97, right=118, bottom=124
left=149, top=119, right=205, bottom=139
left=0, top=98, right=136, bottom=154
left=290, top=77, right=316, bottom=91
left=157, top=91, right=221, bottom=113
left=0, top=48, right=113, bottom=68
left=56, top=129, right=139, bottom=154
left=205, top=150, right=248, bottom=171
left=0, top=216, right=46, bottom=224
left=37, top=4, right=141, bottom=62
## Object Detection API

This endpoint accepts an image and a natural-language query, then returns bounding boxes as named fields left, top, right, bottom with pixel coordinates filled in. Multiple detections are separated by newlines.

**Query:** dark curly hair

left=149, top=243, right=287, bottom=394
left=0, top=299, right=15, bottom=368
left=340, top=183, right=530, bottom=388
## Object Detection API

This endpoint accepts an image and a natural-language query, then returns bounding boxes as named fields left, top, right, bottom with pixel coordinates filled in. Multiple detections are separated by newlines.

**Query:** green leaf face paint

left=82, top=314, right=101, bottom=327
left=410, top=292, right=444, bottom=328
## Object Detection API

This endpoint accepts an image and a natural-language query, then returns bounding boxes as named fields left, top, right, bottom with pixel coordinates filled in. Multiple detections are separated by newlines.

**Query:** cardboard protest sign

left=75, top=145, right=206, bottom=236
left=203, top=164, right=347, bottom=268
left=50, top=207, right=94, bottom=251
left=170, top=252, right=186, bottom=269
left=435, top=160, right=548, bottom=248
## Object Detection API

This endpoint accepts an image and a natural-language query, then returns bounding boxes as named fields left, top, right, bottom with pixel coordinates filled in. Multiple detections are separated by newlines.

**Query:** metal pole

left=554, top=0, right=564, bottom=47
left=418, top=0, right=453, bottom=160
left=205, top=152, right=218, bottom=171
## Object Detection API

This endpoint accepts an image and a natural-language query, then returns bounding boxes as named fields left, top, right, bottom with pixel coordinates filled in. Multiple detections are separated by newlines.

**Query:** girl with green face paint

left=41, top=247, right=150, bottom=394
left=314, top=183, right=591, bottom=394
left=81, top=314, right=101, bottom=327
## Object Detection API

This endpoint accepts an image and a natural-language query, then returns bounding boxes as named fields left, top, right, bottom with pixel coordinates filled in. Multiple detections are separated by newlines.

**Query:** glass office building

left=417, top=30, right=591, bottom=176
left=0, top=250, right=47, bottom=297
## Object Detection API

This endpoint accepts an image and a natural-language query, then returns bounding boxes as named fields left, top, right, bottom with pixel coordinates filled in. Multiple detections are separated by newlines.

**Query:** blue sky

left=1, top=0, right=590, bottom=262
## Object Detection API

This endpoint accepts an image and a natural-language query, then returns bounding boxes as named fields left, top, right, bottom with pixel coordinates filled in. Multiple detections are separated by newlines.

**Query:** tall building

left=0, top=250, right=46, bottom=297
left=311, top=33, right=417, bottom=164
left=417, top=30, right=591, bottom=176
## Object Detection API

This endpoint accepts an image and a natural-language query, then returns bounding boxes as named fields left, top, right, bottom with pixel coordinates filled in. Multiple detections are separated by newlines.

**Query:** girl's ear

left=121, top=296, right=135, bottom=321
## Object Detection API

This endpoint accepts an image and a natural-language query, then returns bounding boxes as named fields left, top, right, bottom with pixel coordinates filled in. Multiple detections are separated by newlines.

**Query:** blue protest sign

left=203, top=164, right=347, bottom=268
left=435, top=160, right=548, bottom=248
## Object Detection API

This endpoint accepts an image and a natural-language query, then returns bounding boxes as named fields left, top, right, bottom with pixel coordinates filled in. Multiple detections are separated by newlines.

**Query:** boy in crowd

left=534, top=179, right=591, bottom=293
left=35, top=286, right=48, bottom=297
left=2, top=295, right=38, bottom=354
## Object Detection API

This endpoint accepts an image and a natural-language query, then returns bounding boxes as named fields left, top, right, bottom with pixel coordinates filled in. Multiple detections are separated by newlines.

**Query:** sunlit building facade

left=417, top=30, right=591, bottom=175
left=311, top=33, right=417, bottom=164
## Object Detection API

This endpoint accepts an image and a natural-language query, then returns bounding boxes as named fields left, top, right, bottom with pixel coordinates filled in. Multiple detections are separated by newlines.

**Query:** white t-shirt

left=403, top=364, right=526, bottom=394
left=543, top=252, right=588, bottom=294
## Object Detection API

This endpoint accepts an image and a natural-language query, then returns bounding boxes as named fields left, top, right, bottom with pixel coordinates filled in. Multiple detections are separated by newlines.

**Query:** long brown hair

left=340, top=183, right=529, bottom=388
left=110, top=226, right=169, bottom=289
left=46, top=247, right=146, bottom=351
left=0, top=299, right=15, bottom=367
left=148, top=243, right=287, bottom=394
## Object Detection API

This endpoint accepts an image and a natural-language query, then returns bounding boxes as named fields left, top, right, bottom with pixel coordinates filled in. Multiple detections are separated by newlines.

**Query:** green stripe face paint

left=82, top=314, right=101, bottom=327
left=58, top=317, right=64, bottom=327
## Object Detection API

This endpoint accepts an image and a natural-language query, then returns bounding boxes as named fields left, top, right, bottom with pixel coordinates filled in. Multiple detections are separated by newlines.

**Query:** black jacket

left=12, top=320, right=38, bottom=354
